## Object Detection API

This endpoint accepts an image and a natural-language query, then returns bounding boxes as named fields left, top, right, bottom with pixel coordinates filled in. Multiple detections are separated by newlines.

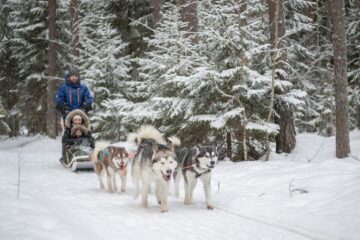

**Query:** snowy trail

left=1, top=134, right=360, bottom=240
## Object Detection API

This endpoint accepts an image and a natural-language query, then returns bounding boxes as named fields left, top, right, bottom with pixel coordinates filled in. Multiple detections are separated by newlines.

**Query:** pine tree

left=9, top=0, right=49, bottom=134
left=332, top=0, right=350, bottom=158
left=347, top=0, right=360, bottom=128
left=77, top=1, right=130, bottom=139
left=46, top=0, right=58, bottom=138
left=0, top=0, right=20, bottom=136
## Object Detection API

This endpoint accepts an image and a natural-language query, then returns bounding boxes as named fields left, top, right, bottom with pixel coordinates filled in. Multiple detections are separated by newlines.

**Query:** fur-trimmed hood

left=65, top=109, right=90, bottom=128
left=70, top=125, right=90, bottom=136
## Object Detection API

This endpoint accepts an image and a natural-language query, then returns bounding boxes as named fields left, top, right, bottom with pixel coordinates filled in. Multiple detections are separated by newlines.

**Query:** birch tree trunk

left=331, top=0, right=350, bottom=158
left=70, top=0, right=79, bottom=63
left=46, top=0, right=58, bottom=138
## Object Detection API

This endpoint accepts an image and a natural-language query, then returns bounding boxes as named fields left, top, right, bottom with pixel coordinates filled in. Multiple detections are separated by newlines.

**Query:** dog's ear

left=191, top=146, right=200, bottom=158
left=166, top=136, right=181, bottom=151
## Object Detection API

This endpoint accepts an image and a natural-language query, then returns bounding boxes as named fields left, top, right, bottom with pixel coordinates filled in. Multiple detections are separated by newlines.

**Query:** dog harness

left=98, top=148, right=110, bottom=163
left=181, top=164, right=211, bottom=178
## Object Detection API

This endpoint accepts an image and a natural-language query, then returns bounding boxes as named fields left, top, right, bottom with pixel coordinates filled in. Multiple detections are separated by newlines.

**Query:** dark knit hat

left=67, top=68, right=79, bottom=77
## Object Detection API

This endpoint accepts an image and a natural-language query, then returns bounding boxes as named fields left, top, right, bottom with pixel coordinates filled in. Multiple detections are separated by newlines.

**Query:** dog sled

left=62, top=140, right=94, bottom=172
left=60, top=109, right=95, bottom=172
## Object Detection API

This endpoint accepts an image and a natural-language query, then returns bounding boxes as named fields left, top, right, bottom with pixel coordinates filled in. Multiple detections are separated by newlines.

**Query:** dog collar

left=182, top=164, right=211, bottom=178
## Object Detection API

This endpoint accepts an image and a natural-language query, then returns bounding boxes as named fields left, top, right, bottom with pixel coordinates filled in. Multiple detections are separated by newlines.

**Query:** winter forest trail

left=1, top=134, right=360, bottom=240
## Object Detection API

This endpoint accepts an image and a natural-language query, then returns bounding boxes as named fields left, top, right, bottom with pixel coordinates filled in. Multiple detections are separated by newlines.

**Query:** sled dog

left=90, top=142, right=130, bottom=193
left=128, top=125, right=180, bottom=212
left=174, top=145, right=218, bottom=209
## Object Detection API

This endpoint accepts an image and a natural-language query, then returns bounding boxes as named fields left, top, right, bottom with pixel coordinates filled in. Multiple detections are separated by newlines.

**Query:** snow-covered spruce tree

left=0, top=101, right=10, bottom=135
left=0, top=0, right=20, bottom=136
left=56, top=0, right=71, bottom=71
left=196, top=0, right=305, bottom=159
left=194, top=0, right=273, bottom=160
left=347, top=0, right=360, bottom=129
left=287, top=0, right=336, bottom=135
left=8, top=0, right=49, bottom=134
left=124, top=2, right=204, bottom=139
left=285, top=0, right=317, bottom=132
left=76, top=1, right=131, bottom=140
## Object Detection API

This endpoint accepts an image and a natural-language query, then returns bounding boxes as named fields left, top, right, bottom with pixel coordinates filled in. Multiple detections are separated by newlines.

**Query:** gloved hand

left=56, top=103, right=68, bottom=115
left=62, top=104, right=69, bottom=114
left=81, top=103, right=92, bottom=112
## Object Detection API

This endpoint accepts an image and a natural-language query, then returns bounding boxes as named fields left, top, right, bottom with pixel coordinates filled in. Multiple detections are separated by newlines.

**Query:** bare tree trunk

left=267, top=0, right=296, bottom=156
left=235, top=126, right=245, bottom=161
left=177, top=0, right=198, bottom=43
left=152, top=0, right=161, bottom=25
left=70, top=0, right=79, bottom=63
left=46, top=0, right=58, bottom=138
left=325, top=0, right=333, bottom=41
left=331, top=0, right=350, bottom=158
left=226, top=131, right=232, bottom=160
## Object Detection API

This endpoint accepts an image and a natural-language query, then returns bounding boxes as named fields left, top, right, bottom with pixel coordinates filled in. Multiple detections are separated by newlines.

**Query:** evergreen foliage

left=1, top=0, right=357, bottom=160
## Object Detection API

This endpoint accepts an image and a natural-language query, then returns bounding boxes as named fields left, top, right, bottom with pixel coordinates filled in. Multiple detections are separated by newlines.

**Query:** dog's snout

left=210, top=161, right=215, bottom=165
left=166, top=169, right=172, bottom=175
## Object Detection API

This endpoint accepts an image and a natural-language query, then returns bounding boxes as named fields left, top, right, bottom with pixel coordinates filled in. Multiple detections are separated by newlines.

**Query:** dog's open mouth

left=207, top=165, right=215, bottom=169
left=161, top=172, right=172, bottom=182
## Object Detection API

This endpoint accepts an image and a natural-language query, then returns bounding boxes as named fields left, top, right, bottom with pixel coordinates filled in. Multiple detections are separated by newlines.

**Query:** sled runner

left=63, top=140, right=94, bottom=171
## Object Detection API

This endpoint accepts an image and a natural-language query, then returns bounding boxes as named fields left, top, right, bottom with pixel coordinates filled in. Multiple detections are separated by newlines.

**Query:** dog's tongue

left=163, top=175, right=171, bottom=182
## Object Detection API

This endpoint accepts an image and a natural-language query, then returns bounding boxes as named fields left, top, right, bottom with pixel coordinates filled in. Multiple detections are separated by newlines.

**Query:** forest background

left=1, top=0, right=359, bottom=160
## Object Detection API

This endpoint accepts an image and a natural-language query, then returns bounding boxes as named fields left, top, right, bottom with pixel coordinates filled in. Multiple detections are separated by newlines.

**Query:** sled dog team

left=89, top=125, right=218, bottom=212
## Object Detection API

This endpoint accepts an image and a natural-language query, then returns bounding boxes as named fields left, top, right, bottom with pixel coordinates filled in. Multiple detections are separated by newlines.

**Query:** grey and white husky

left=128, top=125, right=180, bottom=212
left=174, top=145, right=218, bottom=210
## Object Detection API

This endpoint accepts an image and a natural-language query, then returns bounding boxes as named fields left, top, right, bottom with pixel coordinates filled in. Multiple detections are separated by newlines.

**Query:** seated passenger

left=64, top=125, right=95, bottom=149
left=60, top=109, right=93, bottom=164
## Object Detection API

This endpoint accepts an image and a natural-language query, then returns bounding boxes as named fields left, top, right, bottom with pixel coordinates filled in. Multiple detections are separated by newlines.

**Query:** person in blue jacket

left=55, top=68, right=93, bottom=118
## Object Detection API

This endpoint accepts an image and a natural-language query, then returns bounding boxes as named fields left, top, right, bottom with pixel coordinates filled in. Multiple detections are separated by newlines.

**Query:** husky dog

left=128, top=125, right=180, bottom=212
left=90, top=142, right=130, bottom=193
left=174, top=145, right=218, bottom=209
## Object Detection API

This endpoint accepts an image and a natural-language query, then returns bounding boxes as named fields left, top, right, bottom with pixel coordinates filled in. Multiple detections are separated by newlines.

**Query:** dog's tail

left=89, top=141, right=110, bottom=163
left=166, top=136, right=181, bottom=151
left=127, top=125, right=166, bottom=145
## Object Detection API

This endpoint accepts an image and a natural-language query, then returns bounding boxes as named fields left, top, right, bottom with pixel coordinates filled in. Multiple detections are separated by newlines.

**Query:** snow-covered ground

left=1, top=132, right=360, bottom=240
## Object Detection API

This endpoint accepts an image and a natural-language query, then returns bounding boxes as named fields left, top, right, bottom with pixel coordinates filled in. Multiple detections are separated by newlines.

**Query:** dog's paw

left=184, top=200, right=191, bottom=205
left=160, top=208, right=168, bottom=213
left=121, top=187, right=126, bottom=193
left=141, top=202, right=149, bottom=208
left=206, top=204, right=214, bottom=210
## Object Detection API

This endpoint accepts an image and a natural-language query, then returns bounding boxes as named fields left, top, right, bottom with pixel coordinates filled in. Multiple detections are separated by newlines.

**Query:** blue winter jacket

left=55, top=72, right=93, bottom=113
